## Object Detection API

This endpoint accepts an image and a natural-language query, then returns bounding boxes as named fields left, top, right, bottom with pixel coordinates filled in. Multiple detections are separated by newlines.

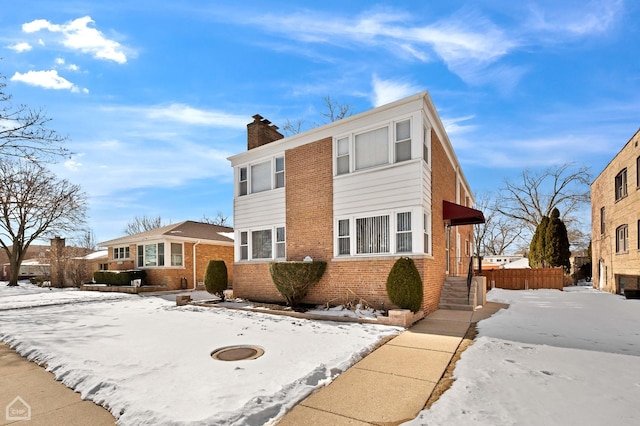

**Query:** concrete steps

left=439, top=277, right=477, bottom=310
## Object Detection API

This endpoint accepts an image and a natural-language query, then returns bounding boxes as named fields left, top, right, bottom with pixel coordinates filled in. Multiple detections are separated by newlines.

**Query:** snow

left=0, top=282, right=400, bottom=425
left=406, top=285, right=640, bottom=425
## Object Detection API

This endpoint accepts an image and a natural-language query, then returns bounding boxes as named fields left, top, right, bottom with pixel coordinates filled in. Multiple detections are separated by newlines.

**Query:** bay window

left=337, top=211, right=414, bottom=256
left=238, top=227, right=286, bottom=261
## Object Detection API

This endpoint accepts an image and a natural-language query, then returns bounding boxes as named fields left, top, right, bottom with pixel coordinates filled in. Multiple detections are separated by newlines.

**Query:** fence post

left=525, top=279, right=528, bottom=290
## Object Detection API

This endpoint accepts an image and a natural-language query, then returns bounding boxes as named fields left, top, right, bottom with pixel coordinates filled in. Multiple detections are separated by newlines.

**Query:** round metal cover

left=211, top=345, right=264, bottom=361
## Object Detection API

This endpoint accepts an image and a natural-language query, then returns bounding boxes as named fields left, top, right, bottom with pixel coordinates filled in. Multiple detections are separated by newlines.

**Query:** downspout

left=193, top=240, right=201, bottom=290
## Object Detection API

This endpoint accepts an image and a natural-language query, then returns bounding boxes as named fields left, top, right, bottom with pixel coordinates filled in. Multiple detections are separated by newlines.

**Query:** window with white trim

left=113, top=246, right=129, bottom=260
left=615, top=169, right=627, bottom=201
left=616, top=224, right=628, bottom=253
left=336, top=137, right=349, bottom=175
left=276, top=227, right=286, bottom=259
left=142, top=242, right=165, bottom=267
left=338, top=219, right=350, bottom=255
left=251, top=161, right=271, bottom=194
left=275, top=156, right=285, bottom=188
left=396, top=212, right=412, bottom=252
left=355, top=127, right=389, bottom=171
left=170, top=243, right=183, bottom=266
left=356, top=215, right=390, bottom=254
left=423, top=213, right=431, bottom=254
left=395, top=120, right=411, bottom=162
left=423, top=125, right=430, bottom=166
left=137, top=245, right=143, bottom=266
left=252, top=229, right=272, bottom=259
left=240, top=232, right=248, bottom=260
left=239, top=167, right=248, bottom=196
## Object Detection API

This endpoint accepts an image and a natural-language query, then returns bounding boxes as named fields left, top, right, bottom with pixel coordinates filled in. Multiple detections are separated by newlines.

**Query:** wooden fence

left=480, top=268, right=564, bottom=291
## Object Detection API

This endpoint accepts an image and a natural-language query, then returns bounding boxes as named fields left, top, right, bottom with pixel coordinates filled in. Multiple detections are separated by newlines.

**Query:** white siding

left=334, top=160, right=422, bottom=217
left=234, top=189, right=285, bottom=229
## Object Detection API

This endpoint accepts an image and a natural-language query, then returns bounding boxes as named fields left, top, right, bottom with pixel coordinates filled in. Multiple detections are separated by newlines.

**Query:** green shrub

left=204, top=260, right=228, bottom=298
left=92, top=270, right=146, bottom=286
left=269, top=261, right=327, bottom=307
left=386, top=257, right=423, bottom=312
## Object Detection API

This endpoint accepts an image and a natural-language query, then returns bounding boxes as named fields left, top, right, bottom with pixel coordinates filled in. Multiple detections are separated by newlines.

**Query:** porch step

left=439, top=277, right=477, bottom=310
left=437, top=303, right=475, bottom=311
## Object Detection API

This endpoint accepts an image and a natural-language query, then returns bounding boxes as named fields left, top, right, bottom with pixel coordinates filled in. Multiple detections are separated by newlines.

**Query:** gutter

left=193, top=240, right=201, bottom=290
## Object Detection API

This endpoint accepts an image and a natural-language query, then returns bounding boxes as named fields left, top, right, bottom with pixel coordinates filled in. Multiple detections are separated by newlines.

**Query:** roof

left=98, top=221, right=234, bottom=247
left=502, top=258, right=531, bottom=269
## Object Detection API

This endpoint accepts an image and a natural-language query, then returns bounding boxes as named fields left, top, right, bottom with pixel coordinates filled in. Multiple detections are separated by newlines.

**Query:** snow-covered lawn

left=0, top=282, right=400, bottom=425
left=408, top=286, right=640, bottom=425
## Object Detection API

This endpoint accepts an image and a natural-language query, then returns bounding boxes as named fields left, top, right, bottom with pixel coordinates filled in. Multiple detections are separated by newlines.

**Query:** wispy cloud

left=8, top=41, right=32, bottom=52
left=108, top=104, right=249, bottom=128
left=22, top=16, right=131, bottom=64
left=525, top=0, right=624, bottom=37
left=10, top=69, right=87, bottom=93
left=371, top=75, right=422, bottom=107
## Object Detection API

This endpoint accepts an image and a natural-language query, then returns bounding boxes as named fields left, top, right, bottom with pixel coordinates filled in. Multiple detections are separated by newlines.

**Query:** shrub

left=386, top=257, right=423, bottom=313
left=92, top=270, right=146, bottom=286
left=269, top=261, right=327, bottom=307
left=204, top=260, right=228, bottom=298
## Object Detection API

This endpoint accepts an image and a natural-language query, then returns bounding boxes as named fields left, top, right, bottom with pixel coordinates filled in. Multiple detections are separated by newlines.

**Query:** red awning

left=443, top=200, right=485, bottom=226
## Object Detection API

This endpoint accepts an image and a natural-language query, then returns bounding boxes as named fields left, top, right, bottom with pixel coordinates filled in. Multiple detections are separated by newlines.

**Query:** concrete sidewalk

left=0, top=344, right=115, bottom=426
left=278, top=302, right=508, bottom=425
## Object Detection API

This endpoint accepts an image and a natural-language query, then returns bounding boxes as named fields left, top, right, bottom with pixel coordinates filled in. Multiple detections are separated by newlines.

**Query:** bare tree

left=281, top=118, right=305, bottom=137
left=473, top=193, right=523, bottom=256
left=495, top=163, right=591, bottom=239
left=0, top=160, right=87, bottom=286
left=201, top=211, right=229, bottom=227
left=124, top=215, right=163, bottom=235
left=320, top=95, right=352, bottom=123
left=0, top=73, right=69, bottom=161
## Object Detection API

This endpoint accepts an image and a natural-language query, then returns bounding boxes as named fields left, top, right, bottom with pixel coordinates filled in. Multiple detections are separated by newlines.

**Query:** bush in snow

left=269, top=261, right=327, bottom=308
left=386, top=257, right=423, bottom=313
left=93, top=270, right=146, bottom=286
left=204, top=260, right=228, bottom=299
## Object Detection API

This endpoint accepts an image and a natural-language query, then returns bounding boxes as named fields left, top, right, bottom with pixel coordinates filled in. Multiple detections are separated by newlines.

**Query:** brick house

left=591, top=128, right=640, bottom=294
left=228, top=92, right=484, bottom=315
left=98, top=221, right=234, bottom=290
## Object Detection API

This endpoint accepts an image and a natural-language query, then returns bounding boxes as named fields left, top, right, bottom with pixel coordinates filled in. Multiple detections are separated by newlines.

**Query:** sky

left=1, top=0, right=638, bottom=244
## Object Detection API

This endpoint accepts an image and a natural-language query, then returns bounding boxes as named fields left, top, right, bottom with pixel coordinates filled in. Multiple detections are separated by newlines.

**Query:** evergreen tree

left=529, top=216, right=549, bottom=268
left=544, top=208, right=571, bottom=272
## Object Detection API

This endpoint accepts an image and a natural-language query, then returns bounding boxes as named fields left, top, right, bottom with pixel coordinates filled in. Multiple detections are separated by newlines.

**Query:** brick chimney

left=247, top=114, right=284, bottom=150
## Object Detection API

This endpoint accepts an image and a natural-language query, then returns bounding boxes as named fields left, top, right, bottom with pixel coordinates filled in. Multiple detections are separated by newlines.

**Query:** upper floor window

left=423, top=125, right=430, bottom=166
left=238, top=156, right=285, bottom=196
left=336, top=137, right=349, bottom=175
left=113, top=246, right=129, bottom=260
left=600, top=207, right=605, bottom=235
left=615, top=168, right=627, bottom=201
left=616, top=224, right=628, bottom=253
left=395, top=120, right=411, bottom=162
left=637, top=156, right=640, bottom=188
left=355, top=127, right=389, bottom=171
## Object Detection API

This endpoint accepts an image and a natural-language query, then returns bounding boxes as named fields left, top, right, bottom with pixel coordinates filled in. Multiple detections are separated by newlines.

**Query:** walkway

left=277, top=302, right=507, bottom=425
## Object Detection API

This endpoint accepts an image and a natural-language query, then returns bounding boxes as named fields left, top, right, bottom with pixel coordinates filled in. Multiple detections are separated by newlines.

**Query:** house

left=97, top=221, right=234, bottom=290
left=501, top=258, right=531, bottom=269
left=228, top=92, right=484, bottom=315
left=591, top=128, right=640, bottom=294
left=483, top=255, right=526, bottom=267
left=1, top=245, right=50, bottom=281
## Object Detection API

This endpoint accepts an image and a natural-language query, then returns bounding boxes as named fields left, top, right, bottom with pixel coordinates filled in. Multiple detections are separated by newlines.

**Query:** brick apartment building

left=591, top=128, right=640, bottom=293
left=228, top=92, right=484, bottom=315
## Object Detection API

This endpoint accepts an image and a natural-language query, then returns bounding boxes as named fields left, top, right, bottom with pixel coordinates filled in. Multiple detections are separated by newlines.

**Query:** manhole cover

left=211, top=345, right=264, bottom=361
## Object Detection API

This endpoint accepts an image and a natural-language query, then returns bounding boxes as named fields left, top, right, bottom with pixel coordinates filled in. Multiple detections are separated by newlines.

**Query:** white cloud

left=371, top=75, right=421, bottom=107
left=11, top=69, right=75, bottom=90
left=22, top=16, right=129, bottom=64
left=525, top=0, right=623, bottom=36
left=8, top=42, right=32, bottom=52
left=116, top=104, right=249, bottom=128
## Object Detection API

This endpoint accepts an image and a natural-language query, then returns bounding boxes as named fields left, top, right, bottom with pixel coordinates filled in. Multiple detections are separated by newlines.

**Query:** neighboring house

left=98, top=221, right=234, bottom=290
left=483, top=255, right=526, bottom=267
left=1, top=245, right=50, bottom=281
left=591, top=128, right=640, bottom=294
left=502, top=258, right=531, bottom=269
left=228, top=92, right=484, bottom=314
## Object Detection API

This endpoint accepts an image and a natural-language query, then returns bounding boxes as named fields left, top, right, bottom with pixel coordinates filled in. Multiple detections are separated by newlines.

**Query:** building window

left=275, top=156, right=285, bottom=188
left=355, top=127, right=389, bottom=171
left=252, top=229, right=272, bottom=259
left=170, top=243, right=183, bottom=266
left=99, top=263, right=108, bottom=271
left=638, top=220, right=640, bottom=250
left=140, top=243, right=165, bottom=267
left=338, top=219, right=350, bottom=255
left=395, top=120, right=411, bottom=162
left=356, top=215, right=390, bottom=254
left=276, top=227, right=286, bottom=259
left=336, top=137, right=350, bottom=175
left=616, top=225, right=628, bottom=253
left=251, top=161, right=271, bottom=194
left=637, top=156, right=640, bottom=188
left=114, top=246, right=129, bottom=260
left=423, top=125, right=430, bottom=166
left=396, top=212, right=412, bottom=252
left=137, top=245, right=143, bottom=267
left=240, top=232, right=248, bottom=260
left=423, top=213, right=431, bottom=254
left=615, top=168, right=627, bottom=201
left=239, top=167, right=247, bottom=196
left=600, top=207, right=605, bottom=235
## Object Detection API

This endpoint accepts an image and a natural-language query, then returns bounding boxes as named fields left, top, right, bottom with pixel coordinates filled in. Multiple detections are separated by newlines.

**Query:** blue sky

left=1, top=0, right=638, bottom=244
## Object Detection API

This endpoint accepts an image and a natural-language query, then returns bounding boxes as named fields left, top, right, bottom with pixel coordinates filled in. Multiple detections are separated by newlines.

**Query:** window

left=251, top=161, right=271, bottom=194
left=338, top=219, right=350, bottom=255
left=275, top=156, right=285, bottom=188
left=637, top=156, right=640, bottom=187
left=355, top=127, right=389, bottom=171
left=395, top=120, right=411, bottom=162
left=240, top=232, right=248, bottom=260
left=356, top=215, right=390, bottom=254
left=239, top=167, right=247, bottom=196
left=142, top=243, right=165, bottom=267
left=396, top=212, right=412, bottom=252
left=638, top=220, right=640, bottom=250
left=276, top=227, right=286, bottom=259
left=252, top=229, right=272, bottom=259
left=616, top=225, right=628, bottom=253
left=423, top=125, right=430, bottom=166
left=99, top=263, right=108, bottom=271
left=170, top=243, right=183, bottom=266
left=615, top=169, right=627, bottom=201
left=336, top=137, right=350, bottom=175
left=137, top=245, right=143, bottom=267
left=423, top=213, right=431, bottom=254
left=114, top=246, right=129, bottom=260
left=600, top=207, right=606, bottom=235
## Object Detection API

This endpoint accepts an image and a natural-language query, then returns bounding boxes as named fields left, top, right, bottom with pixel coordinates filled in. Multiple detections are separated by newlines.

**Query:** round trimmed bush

left=269, top=261, right=327, bottom=308
left=204, top=260, right=228, bottom=299
left=386, top=257, right=423, bottom=312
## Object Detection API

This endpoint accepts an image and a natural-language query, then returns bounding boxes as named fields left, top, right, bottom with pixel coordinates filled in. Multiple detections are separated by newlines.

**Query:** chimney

left=247, top=114, right=284, bottom=150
